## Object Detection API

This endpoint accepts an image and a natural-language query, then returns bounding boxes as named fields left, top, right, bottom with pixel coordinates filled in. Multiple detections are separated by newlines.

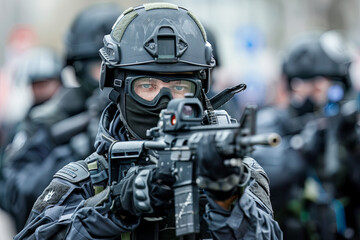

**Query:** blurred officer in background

left=15, top=3, right=282, bottom=239
left=0, top=3, right=121, bottom=232
left=0, top=26, right=38, bottom=176
left=253, top=31, right=354, bottom=240
left=26, top=48, right=63, bottom=107
left=0, top=46, right=62, bottom=239
left=2, top=47, right=62, bottom=160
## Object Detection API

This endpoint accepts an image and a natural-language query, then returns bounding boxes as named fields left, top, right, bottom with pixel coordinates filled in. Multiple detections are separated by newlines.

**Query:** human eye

left=133, top=78, right=160, bottom=101
left=170, top=81, right=191, bottom=92
left=174, top=85, right=186, bottom=91
left=140, top=83, right=152, bottom=89
left=134, top=79, right=157, bottom=91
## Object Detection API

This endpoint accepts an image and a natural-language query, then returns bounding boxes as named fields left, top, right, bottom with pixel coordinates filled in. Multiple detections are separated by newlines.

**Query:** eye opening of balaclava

left=116, top=71, right=204, bottom=140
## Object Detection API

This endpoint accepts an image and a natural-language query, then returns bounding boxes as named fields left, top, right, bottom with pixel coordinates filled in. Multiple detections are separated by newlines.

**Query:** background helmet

left=99, top=2, right=216, bottom=103
left=19, top=47, right=62, bottom=84
left=282, top=31, right=352, bottom=90
left=64, top=3, right=121, bottom=92
left=14, top=47, right=62, bottom=105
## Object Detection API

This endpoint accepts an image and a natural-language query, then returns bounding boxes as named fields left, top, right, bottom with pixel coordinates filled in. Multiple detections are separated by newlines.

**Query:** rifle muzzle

left=239, top=133, right=281, bottom=147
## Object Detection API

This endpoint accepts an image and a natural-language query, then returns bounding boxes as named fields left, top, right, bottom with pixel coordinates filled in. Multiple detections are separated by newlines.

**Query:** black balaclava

left=124, top=94, right=171, bottom=139
left=290, top=97, right=316, bottom=117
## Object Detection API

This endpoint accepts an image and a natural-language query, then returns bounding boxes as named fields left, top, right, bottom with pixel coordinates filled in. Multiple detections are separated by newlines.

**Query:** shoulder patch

left=54, top=161, right=90, bottom=183
left=33, top=181, right=70, bottom=212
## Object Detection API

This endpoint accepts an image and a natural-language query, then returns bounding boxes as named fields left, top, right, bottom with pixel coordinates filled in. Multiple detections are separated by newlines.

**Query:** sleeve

left=14, top=162, right=140, bottom=240
left=204, top=158, right=283, bottom=240
left=1, top=127, right=57, bottom=231
left=205, top=189, right=282, bottom=240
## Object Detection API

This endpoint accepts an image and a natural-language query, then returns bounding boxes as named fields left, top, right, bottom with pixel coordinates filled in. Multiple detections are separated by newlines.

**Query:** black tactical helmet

left=64, top=4, right=121, bottom=93
left=98, top=3, right=216, bottom=139
left=282, top=31, right=352, bottom=89
left=65, top=4, right=121, bottom=65
left=99, top=2, right=215, bottom=101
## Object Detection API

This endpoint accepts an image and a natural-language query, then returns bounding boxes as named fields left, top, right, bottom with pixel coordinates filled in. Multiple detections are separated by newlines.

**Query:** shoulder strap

left=85, top=152, right=109, bottom=194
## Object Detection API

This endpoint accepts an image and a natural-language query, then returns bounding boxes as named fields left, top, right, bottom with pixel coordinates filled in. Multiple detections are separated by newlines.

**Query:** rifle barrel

left=238, top=133, right=281, bottom=147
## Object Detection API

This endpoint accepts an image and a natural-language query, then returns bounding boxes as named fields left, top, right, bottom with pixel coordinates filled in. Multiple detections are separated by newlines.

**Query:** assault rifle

left=108, top=96, right=280, bottom=238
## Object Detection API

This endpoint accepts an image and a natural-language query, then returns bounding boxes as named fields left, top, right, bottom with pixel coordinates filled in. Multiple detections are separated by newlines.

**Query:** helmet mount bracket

left=143, top=20, right=188, bottom=63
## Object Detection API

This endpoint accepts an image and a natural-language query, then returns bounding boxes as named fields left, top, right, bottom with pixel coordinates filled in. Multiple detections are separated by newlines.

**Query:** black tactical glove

left=196, top=133, right=243, bottom=201
left=111, top=165, right=175, bottom=218
left=147, top=166, right=175, bottom=212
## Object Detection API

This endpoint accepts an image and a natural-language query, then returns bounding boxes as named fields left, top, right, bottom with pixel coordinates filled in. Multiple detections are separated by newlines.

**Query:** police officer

left=253, top=31, right=353, bottom=239
left=1, top=47, right=62, bottom=160
left=15, top=3, right=282, bottom=239
left=0, top=47, right=62, bottom=225
left=0, top=47, right=62, bottom=232
left=0, top=4, right=120, bottom=231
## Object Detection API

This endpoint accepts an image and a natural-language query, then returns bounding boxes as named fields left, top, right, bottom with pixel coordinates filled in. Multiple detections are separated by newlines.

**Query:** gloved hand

left=196, top=133, right=242, bottom=201
left=111, top=165, right=175, bottom=218
left=147, top=166, right=175, bottom=212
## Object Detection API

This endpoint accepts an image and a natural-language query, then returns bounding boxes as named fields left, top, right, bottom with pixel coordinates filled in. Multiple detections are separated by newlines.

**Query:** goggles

left=125, top=73, right=202, bottom=106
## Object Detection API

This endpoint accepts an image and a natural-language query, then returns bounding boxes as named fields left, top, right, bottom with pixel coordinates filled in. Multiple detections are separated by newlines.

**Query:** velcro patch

left=33, top=181, right=70, bottom=212
left=54, top=161, right=90, bottom=183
